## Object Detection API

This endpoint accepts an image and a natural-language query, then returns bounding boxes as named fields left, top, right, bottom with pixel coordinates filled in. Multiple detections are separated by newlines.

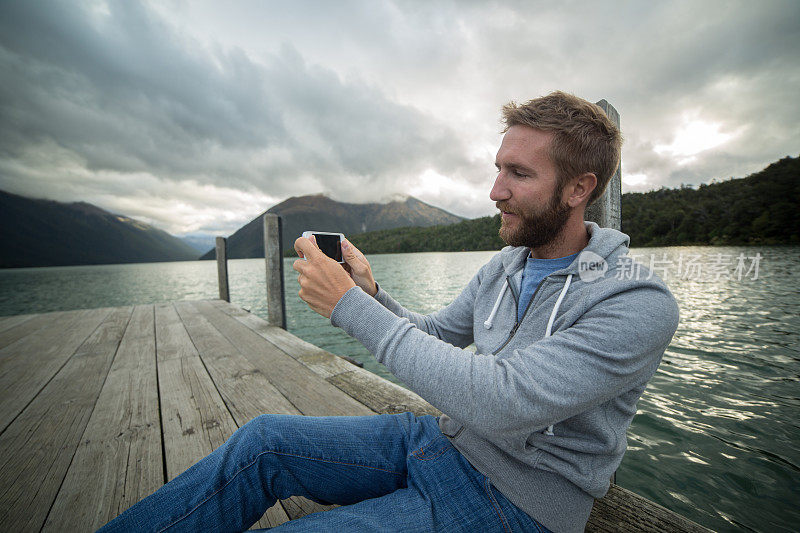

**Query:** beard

left=497, top=189, right=572, bottom=248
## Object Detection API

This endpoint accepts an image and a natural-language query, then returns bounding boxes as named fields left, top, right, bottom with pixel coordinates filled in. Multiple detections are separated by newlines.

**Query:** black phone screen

left=315, top=234, right=342, bottom=262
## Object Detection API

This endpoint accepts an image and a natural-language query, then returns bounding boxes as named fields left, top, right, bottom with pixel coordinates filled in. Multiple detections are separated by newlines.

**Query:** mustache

left=496, top=201, right=517, bottom=215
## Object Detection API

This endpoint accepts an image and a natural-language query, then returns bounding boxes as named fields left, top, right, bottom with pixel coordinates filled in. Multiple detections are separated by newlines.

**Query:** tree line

left=620, top=155, right=798, bottom=246
left=286, top=155, right=798, bottom=256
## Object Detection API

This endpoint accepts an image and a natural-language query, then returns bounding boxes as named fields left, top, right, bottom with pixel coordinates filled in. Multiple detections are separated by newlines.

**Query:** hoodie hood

left=499, top=220, right=631, bottom=277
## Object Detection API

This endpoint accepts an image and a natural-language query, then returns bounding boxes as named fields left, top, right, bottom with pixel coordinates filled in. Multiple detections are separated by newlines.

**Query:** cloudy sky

left=1, top=1, right=798, bottom=237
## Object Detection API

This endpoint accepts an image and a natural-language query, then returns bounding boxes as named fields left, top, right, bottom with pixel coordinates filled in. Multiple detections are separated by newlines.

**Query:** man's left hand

left=293, top=237, right=356, bottom=318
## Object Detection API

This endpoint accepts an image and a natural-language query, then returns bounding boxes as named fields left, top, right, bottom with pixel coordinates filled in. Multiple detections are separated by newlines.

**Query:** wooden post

left=215, top=236, right=230, bottom=302
left=592, top=99, right=621, bottom=485
left=264, top=214, right=286, bottom=329
left=586, top=99, right=622, bottom=231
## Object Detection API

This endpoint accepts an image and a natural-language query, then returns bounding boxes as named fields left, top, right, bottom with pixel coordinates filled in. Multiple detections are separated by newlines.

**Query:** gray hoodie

left=331, top=221, right=680, bottom=532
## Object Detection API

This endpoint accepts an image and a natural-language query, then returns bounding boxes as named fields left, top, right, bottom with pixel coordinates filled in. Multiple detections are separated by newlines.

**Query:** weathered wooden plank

left=253, top=323, right=358, bottom=377
left=327, top=369, right=440, bottom=417
left=175, top=301, right=301, bottom=421
left=154, top=303, right=238, bottom=480
left=211, top=299, right=365, bottom=369
left=587, top=484, right=711, bottom=532
left=175, top=302, right=295, bottom=528
left=0, top=313, right=35, bottom=335
left=259, top=502, right=292, bottom=529
left=281, top=496, right=337, bottom=521
left=43, top=305, right=163, bottom=532
left=209, top=299, right=357, bottom=378
left=195, top=301, right=373, bottom=417
left=0, top=307, right=112, bottom=434
left=208, top=300, right=436, bottom=416
left=196, top=304, right=378, bottom=526
left=0, top=306, right=132, bottom=532
left=184, top=301, right=352, bottom=527
left=206, top=303, right=437, bottom=524
left=0, top=314, right=24, bottom=326
left=0, top=311, right=68, bottom=352
left=177, top=301, right=340, bottom=528
left=197, top=302, right=372, bottom=524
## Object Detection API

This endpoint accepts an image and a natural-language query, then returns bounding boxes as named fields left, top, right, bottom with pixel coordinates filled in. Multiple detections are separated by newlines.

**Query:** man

left=100, top=92, right=679, bottom=533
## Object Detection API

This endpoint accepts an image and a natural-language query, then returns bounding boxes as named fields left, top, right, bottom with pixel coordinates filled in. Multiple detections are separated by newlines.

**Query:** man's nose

left=489, top=173, right=510, bottom=202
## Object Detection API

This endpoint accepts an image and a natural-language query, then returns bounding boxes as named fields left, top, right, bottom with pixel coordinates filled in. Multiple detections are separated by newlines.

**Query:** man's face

left=490, top=125, right=571, bottom=248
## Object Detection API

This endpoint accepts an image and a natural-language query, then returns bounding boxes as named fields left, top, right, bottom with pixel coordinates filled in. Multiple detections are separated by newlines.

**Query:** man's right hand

left=341, top=239, right=378, bottom=297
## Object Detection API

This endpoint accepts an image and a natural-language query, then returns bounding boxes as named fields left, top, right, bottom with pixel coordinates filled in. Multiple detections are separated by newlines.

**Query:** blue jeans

left=98, top=413, right=551, bottom=532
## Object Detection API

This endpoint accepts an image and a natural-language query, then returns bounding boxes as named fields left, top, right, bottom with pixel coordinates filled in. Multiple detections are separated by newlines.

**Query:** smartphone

left=301, top=231, right=345, bottom=263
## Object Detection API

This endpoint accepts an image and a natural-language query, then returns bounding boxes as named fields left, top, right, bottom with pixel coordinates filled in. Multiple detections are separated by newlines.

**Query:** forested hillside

left=347, top=214, right=504, bottom=254
left=0, top=190, right=199, bottom=268
left=298, top=155, right=798, bottom=255
left=621, top=155, right=799, bottom=246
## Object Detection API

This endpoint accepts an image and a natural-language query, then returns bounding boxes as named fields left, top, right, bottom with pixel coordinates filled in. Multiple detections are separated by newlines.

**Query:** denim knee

left=241, top=413, right=280, bottom=435
left=230, top=414, right=287, bottom=453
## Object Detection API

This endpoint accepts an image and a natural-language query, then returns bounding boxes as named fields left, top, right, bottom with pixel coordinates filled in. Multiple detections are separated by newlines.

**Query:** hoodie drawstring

left=545, top=273, right=573, bottom=337
left=543, top=273, right=573, bottom=436
left=483, top=279, right=508, bottom=329
left=485, top=273, right=574, bottom=436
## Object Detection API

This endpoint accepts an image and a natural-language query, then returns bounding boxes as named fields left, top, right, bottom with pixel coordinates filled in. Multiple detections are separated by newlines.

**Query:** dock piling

left=215, top=236, right=230, bottom=302
left=586, top=100, right=622, bottom=231
left=264, top=214, right=286, bottom=329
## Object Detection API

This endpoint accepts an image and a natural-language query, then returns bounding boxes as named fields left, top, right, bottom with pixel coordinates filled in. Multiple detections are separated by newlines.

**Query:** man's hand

left=293, top=237, right=356, bottom=318
left=341, top=239, right=378, bottom=297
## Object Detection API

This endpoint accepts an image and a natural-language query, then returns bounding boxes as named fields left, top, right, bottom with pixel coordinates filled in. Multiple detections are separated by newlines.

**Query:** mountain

left=338, top=155, right=800, bottom=254
left=180, top=233, right=217, bottom=252
left=0, top=190, right=200, bottom=268
left=199, top=194, right=464, bottom=259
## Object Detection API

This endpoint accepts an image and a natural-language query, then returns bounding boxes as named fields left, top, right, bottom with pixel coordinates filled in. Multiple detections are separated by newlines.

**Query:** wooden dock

left=0, top=300, right=709, bottom=532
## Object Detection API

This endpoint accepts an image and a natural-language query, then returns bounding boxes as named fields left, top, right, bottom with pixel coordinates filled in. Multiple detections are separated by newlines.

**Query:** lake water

left=1, top=246, right=798, bottom=532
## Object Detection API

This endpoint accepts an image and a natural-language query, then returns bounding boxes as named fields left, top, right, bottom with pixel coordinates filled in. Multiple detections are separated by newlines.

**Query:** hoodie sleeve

left=369, top=267, right=484, bottom=349
left=331, top=282, right=679, bottom=441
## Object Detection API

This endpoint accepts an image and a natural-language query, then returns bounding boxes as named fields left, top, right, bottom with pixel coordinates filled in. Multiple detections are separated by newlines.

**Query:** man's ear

left=566, top=172, right=597, bottom=207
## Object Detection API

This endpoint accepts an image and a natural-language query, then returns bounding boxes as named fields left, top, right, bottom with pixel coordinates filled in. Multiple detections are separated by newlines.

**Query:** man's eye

left=513, top=169, right=528, bottom=178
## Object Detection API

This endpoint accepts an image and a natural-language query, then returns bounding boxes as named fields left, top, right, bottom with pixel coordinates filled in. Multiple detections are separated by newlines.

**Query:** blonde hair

left=502, top=91, right=622, bottom=206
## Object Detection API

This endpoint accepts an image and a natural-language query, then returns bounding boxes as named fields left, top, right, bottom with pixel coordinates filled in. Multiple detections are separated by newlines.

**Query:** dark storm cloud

left=0, top=0, right=798, bottom=231
left=0, top=1, right=470, bottom=201
left=460, top=0, right=800, bottom=190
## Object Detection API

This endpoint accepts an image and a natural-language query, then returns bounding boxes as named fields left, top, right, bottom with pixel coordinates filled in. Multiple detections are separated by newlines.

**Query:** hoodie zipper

left=491, top=274, right=549, bottom=355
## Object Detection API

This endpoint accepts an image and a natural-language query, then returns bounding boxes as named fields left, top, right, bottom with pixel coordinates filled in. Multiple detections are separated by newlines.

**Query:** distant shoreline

left=2, top=242, right=796, bottom=270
